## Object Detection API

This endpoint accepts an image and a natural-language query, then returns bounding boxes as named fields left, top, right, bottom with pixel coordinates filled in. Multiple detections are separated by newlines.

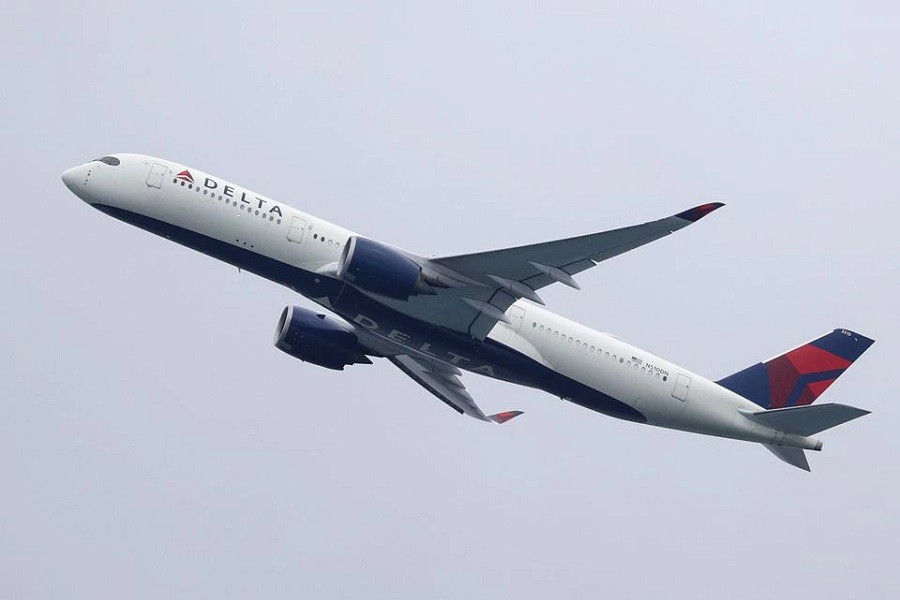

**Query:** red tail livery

left=717, top=329, right=874, bottom=409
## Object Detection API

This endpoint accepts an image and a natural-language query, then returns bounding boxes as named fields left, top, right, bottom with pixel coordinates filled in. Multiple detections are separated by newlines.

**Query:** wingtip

left=675, top=202, right=725, bottom=222
left=489, top=410, right=523, bottom=424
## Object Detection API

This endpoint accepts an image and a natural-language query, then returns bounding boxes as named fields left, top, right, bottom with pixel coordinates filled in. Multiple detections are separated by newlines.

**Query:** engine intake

left=337, top=236, right=431, bottom=300
left=274, top=306, right=371, bottom=371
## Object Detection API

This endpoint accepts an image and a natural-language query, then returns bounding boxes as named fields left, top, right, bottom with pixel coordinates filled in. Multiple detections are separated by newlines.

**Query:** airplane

left=62, top=154, right=875, bottom=471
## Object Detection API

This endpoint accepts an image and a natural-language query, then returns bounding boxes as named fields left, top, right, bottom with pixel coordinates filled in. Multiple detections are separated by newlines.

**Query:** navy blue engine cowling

left=337, top=236, right=428, bottom=300
left=274, top=306, right=372, bottom=371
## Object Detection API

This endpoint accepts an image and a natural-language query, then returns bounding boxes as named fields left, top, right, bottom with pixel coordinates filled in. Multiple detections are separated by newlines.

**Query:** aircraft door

left=145, top=162, right=168, bottom=189
left=672, top=373, right=691, bottom=402
left=507, top=305, right=525, bottom=332
left=287, top=216, right=309, bottom=243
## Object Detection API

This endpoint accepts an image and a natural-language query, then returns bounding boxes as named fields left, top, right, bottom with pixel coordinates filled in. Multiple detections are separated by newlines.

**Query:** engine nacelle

left=337, top=236, right=430, bottom=300
left=274, top=306, right=372, bottom=371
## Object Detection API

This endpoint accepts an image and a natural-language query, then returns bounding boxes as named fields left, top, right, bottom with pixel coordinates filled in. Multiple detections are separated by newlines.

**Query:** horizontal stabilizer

left=489, top=411, right=523, bottom=424
left=764, top=444, right=810, bottom=471
left=741, top=403, right=870, bottom=437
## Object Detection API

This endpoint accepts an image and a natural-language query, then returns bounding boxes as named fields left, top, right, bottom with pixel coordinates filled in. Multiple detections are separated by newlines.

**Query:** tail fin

left=764, top=444, right=811, bottom=471
left=717, top=329, right=874, bottom=409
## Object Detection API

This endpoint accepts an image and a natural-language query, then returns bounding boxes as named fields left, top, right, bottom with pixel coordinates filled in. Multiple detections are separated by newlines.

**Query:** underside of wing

left=432, top=203, right=724, bottom=293
left=388, top=354, right=522, bottom=424
left=422, top=203, right=724, bottom=338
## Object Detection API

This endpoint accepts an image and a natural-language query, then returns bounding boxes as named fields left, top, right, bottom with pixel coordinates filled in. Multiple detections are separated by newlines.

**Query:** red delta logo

left=175, top=170, right=195, bottom=184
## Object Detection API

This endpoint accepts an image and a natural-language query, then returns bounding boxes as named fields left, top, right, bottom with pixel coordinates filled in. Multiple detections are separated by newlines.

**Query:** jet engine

left=337, top=236, right=433, bottom=300
left=274, top=306, right=372, bottom=371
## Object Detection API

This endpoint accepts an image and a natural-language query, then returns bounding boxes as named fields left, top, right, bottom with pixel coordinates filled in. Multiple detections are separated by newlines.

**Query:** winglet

left=489, top=410, right=523, bottom=424
left=675, top=202, right=725, bottom=222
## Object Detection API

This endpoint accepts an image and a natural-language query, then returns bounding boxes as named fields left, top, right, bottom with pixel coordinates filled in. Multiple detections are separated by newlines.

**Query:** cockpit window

left=92, top=156, right=120, bottom=166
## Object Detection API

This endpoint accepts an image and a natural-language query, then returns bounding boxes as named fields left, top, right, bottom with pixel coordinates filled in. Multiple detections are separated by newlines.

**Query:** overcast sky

left=3, top=2, right=898, bottom=598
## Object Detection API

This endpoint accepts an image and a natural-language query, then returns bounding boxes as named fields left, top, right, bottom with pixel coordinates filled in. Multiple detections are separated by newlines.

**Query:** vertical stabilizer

left=763, top=444, right=810, bottom=471
left=717, top=329, right=874, bottom=409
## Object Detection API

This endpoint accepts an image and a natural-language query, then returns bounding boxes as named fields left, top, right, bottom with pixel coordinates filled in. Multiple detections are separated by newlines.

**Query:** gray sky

left=3, top=2, right=898, bottom=598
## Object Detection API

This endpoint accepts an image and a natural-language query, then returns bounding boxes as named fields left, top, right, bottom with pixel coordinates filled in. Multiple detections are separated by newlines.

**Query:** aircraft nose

left=61, top=164, right=90, bottom=199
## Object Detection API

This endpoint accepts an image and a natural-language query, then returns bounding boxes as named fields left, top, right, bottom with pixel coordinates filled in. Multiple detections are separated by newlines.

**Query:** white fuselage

left=62, top=154, right=821, bottom=450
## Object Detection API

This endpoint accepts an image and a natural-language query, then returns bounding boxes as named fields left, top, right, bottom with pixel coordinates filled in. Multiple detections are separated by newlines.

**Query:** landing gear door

left=145, top=162, right=168, bottom=189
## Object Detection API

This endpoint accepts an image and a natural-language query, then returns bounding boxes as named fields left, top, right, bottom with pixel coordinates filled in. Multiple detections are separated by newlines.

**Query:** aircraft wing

left=388, top=354, right=522, bottom=424
left=432, top=203, right=724, bottom=295
left=427, top=203, right=724, bottom=338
